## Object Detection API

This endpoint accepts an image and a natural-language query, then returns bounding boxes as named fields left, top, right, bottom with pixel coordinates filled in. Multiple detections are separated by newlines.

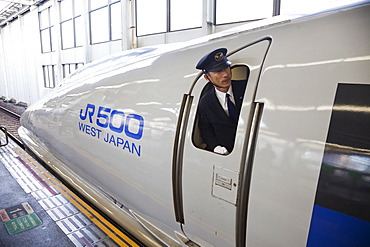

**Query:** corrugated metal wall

left=0, top=0, right=263, bottom=105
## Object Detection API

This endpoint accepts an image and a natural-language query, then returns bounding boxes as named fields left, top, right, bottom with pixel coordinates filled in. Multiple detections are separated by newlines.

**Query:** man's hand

left=214, top=146, right=229, bottom=155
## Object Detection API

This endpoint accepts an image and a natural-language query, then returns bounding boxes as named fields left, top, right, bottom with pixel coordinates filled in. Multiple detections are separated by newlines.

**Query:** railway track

left=0, top=103, right=24, bottom=147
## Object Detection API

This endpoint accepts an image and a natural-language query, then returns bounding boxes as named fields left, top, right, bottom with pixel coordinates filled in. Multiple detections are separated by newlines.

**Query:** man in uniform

left=196, top=48, right=247, bottom=154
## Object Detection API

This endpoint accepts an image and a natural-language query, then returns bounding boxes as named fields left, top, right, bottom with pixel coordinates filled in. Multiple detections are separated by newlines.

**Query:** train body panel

left=19, top=2, right=370, bottom=246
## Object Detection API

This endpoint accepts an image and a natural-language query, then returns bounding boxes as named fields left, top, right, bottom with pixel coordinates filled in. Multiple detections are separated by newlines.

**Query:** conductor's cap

left=196, top=48, right=231, bottom=73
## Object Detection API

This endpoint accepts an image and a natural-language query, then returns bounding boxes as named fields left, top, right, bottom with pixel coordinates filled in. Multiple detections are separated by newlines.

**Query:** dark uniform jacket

left=198, top=80, right=247, bottom=152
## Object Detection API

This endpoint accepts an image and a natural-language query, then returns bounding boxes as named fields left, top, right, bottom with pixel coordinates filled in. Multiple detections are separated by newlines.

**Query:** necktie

left=226, top=93, right=237, bottom=122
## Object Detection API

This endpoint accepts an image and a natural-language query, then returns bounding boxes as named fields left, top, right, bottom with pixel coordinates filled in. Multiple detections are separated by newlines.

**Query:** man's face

left=205, top=66, right=232, bottom=91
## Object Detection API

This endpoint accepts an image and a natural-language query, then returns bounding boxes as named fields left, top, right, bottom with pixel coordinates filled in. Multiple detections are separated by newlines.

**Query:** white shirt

left=214, top=85, right=235, bottom=117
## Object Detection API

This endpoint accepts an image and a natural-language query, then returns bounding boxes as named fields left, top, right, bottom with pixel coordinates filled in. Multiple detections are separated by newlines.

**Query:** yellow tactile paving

left=13, top=146, right=139, bottom=247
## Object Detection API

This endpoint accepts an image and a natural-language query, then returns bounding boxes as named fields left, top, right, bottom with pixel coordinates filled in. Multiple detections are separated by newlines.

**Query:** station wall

left=0, top=0, right=265, bottom=106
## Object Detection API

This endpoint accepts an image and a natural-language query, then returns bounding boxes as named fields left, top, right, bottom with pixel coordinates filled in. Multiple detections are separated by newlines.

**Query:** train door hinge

left=175, top=231, right=201, bottom=247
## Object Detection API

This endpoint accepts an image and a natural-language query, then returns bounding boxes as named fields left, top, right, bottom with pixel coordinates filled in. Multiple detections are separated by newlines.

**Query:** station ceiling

left=0, top=0, right=35, bottom=26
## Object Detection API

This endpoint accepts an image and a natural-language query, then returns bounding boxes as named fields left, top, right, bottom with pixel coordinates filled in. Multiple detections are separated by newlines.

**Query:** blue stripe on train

left=307, top=205, right=370, bottom=247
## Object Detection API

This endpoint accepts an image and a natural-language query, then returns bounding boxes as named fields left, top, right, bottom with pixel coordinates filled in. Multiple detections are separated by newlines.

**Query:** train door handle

left=236, top=102, right=264, bottom=247
left=0, top=126, right=9, bottom=147
left=172, top=94, right=193, bottom=224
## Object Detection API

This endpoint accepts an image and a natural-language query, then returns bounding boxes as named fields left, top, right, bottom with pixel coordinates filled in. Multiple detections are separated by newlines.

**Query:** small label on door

left=215, top=173, right=232, bottom=190
left=212, top=166, right=239, bottom=204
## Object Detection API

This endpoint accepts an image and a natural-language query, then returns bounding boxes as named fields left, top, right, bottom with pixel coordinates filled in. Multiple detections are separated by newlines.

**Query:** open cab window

left=192, top=64, right=250, bottom=154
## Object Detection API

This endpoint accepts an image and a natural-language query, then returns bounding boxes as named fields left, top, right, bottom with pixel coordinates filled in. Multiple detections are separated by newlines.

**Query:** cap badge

left=214, top=52, right=224, bottom=61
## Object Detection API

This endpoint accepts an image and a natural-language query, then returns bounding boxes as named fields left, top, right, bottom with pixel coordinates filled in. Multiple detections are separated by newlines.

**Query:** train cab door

left=172, top=39, right=271, bottom=246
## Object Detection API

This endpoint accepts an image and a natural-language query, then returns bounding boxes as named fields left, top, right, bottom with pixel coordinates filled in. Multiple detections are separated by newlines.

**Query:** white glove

left=214, top=146, right=229, bottom=155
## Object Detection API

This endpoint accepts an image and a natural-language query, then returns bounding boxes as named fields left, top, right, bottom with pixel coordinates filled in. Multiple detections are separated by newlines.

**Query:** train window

left=308, top=83, right=370, bottom=246
left=192, top=64, right=249, bottom=154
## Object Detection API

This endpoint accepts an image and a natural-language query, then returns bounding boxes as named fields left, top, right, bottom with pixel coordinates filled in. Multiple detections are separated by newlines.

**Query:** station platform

left=0, top=132, right=139, bottom=246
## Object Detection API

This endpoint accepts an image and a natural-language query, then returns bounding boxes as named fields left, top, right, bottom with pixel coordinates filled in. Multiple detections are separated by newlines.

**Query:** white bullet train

left=19, top=2, right=370, bottom=246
